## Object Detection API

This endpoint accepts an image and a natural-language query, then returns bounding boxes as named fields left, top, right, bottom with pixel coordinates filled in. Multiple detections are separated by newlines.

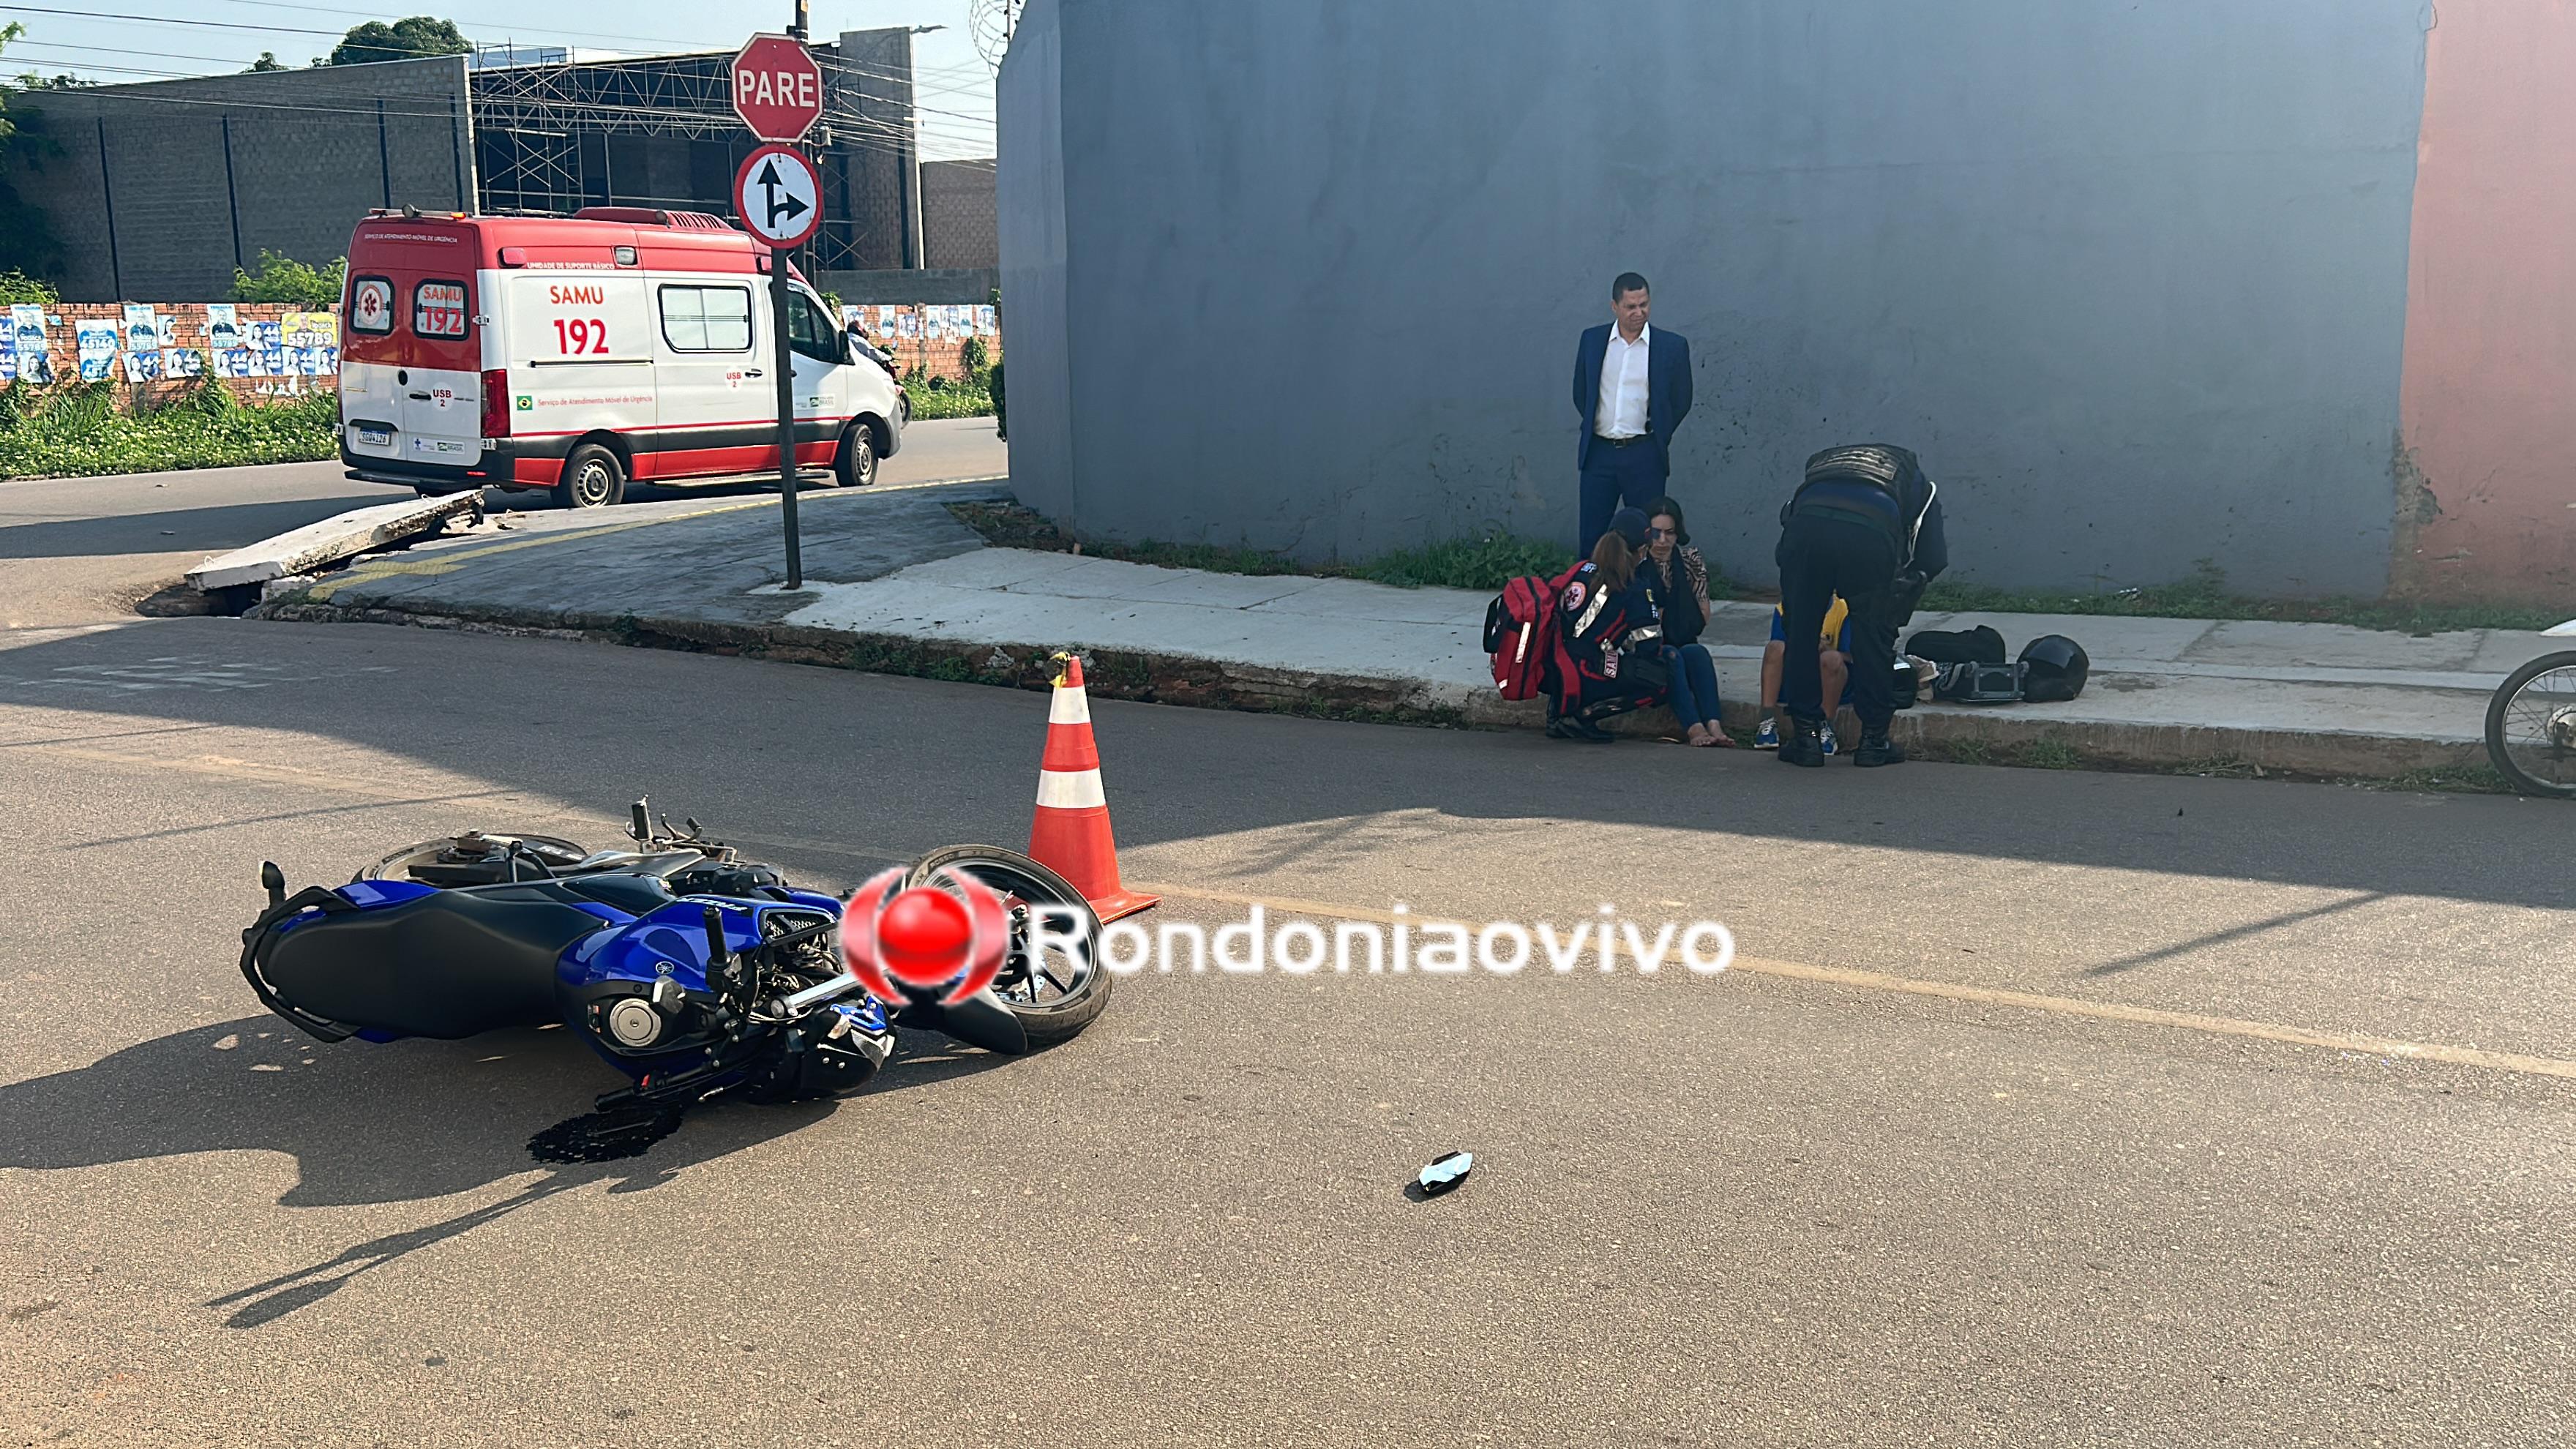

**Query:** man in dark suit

left=1572, top=272, right=1692, bottom=558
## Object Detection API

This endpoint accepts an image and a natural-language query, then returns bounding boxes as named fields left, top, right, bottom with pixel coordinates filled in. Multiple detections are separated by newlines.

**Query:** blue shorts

left=1770, top=613, right=1851, bottom=654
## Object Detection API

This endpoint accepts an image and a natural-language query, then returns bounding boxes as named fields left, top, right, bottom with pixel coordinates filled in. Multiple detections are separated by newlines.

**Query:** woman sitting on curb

left=1636, top=496, right=1733, bottom=747
left=1545, top=507, right=1665, bottom=743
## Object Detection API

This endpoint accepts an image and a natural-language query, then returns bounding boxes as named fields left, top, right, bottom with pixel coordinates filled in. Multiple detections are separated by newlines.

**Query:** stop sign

left=731, top=34, right=824, bottom=143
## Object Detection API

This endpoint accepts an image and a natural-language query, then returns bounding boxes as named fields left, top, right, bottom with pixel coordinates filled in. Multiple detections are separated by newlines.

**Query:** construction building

left=8, top=29, right=997, bottom=304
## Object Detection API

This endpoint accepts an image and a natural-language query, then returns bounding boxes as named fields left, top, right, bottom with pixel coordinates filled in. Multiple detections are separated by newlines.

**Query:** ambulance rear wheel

left=555, top=444, right=625, bottom=509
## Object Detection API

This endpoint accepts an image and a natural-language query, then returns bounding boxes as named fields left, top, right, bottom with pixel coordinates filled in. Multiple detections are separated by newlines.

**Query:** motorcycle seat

left=258, top=888, right=610, bottom=1039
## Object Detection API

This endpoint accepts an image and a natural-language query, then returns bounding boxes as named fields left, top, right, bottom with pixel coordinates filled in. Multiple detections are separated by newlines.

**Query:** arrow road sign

left=733, top=143, right=823, bottom=250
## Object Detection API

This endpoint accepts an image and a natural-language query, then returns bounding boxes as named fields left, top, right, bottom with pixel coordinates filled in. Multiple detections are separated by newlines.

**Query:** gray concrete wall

left=12, top=58, right=473, bottom=302
left=1000, top=0, right=2432, bottom=596
left=815, top=268, right=998, bottom=304
left=921, top=160, right=999, bottom=269
left=997, top=0, right=1073, bottom=523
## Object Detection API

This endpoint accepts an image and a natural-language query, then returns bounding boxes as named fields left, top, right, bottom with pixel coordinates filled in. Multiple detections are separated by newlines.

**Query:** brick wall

left=4, top=302, right=335, bottom=411
left=839, top=302, right=1001, bottom=382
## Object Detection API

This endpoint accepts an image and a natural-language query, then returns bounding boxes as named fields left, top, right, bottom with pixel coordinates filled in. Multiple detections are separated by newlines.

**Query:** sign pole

left=782, top=4, right=808, bottom=588
left=773, top=230, right=802, bottom=590
left=730, top=31, right=828, bottom=591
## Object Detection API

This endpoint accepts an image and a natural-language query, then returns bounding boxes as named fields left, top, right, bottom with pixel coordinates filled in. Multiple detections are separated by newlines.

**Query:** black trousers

left=1775, top=513, right=1900, bottom=732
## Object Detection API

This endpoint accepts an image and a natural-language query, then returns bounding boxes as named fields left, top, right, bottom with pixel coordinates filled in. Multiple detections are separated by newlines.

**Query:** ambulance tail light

left=479, top=369, right=510, bottom=440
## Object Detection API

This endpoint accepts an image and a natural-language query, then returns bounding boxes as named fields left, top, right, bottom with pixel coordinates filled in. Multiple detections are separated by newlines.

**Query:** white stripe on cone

left=1036, top=768, right=1107, bottom=809
left=1049, top=686, right=1092, bottom=725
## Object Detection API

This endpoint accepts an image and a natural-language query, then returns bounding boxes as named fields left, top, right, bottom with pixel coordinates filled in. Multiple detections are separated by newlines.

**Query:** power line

left=1, top=5, right=344, bottom=36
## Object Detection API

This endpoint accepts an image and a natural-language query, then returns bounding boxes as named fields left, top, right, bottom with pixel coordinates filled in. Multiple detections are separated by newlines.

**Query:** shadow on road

left=0, top=1016, right=1016, bottom=1326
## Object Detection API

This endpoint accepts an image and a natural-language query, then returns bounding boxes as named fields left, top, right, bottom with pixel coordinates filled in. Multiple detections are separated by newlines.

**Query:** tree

left=246, top=52, right=287, bottom=72
left=0, top=23, right=66, bottom=282
left=232, top=250, right=347, bottom=307
left=326, top=17, right=471, bottom=67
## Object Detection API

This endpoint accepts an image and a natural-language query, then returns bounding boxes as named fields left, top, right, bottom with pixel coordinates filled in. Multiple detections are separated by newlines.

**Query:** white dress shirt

left=1595, top=323, right=1650, bottom=438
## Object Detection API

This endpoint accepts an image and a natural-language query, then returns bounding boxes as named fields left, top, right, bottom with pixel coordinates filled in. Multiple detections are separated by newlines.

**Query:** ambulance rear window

left=349, top=277, right=394, bottom=335
left=414, top=280, right=469, bottom=339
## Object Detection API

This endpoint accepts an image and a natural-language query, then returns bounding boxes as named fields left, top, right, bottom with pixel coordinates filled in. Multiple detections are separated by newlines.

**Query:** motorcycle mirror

left=629, top=798, right=651, bottom=842
left=260, top=861, right=285, bottom=910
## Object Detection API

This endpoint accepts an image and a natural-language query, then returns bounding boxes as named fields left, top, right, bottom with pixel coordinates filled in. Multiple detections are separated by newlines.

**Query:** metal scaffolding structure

left=464, top=44, right=924, bottom=272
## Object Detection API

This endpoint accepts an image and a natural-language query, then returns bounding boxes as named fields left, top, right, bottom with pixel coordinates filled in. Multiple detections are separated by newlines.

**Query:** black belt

left=1791, top=500, right=1901, bottom=531
left=1594, top=433, right=1651, bottom=449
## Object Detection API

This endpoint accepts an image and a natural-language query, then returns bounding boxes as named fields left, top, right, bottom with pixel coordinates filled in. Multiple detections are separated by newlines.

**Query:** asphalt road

left=0, top=416, right=1008, bottom=629
left=1, top=473, right=2572, bottom=1445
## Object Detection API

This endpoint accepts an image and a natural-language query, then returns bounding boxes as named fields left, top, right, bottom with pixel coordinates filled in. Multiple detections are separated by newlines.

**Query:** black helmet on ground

left=2018, top=634, right=2090, bottom=703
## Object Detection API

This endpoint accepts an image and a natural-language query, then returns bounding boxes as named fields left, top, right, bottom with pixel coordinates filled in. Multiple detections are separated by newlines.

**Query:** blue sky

left=1, top=0, right=1000, bottom=159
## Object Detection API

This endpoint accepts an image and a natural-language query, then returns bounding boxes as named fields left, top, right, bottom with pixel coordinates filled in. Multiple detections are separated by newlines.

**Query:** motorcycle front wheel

left=2485, top=651, right=2576, bottom=798
left=904, top=845, right=1111, bottom=1049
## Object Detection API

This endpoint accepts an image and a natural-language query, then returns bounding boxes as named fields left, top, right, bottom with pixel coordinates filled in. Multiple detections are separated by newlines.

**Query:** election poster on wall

left=75, top=320, right=118, bottom=381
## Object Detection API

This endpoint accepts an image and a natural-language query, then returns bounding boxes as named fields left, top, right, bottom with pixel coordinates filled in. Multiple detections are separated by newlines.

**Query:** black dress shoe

left=1853, top=730, right=1906, bottom=767
left=1776, top=720, right=1826, bottom=767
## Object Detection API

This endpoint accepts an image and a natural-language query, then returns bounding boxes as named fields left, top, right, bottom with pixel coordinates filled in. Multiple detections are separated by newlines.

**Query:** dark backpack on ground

left=1904, top=624, right=2007, bottom=665
left=1485, top=566, right=1582, bottom=701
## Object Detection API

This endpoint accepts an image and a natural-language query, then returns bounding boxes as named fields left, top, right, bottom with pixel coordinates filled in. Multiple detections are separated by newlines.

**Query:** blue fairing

left=340, top=878, right=439, bottom=909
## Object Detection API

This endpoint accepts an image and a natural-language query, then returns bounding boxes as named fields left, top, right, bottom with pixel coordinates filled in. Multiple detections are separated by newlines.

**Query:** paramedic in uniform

left=1772, top=444, right=1948, bottom=769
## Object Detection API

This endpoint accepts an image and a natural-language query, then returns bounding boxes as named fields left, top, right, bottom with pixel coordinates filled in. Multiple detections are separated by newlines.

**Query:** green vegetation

left=326, top=17, right=471, bottom=67
left=231, top=250, right=347, bottom=307
left=946, top=503, right=1584, bottom=593
left=1922, top=558, right=2563, bottom=635
left=0, top=24, right=67, bottom=282
left=0, top=268, right=53, bottom=305
left=904, top=375, right=996, bottom=420
left=0, top=378, right=336, bottom=479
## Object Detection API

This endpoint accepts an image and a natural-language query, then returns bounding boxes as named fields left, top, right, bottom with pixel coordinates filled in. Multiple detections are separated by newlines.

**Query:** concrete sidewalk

left=258, top=482, right=2562, bottom=779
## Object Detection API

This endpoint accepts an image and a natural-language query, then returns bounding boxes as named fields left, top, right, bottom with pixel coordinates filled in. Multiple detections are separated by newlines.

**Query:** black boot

left=1776, top=718, right=1825, bottom=767
left=1853, top=727, right=1906, bottom=767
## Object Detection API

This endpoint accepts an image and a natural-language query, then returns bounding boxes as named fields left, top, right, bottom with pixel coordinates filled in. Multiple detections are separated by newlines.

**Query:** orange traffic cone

left=1028, top=653, right=1158, bottom=923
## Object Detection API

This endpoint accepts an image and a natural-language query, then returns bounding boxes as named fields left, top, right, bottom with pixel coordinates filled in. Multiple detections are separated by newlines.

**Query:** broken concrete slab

left=186, top=491, right=483, bottom=592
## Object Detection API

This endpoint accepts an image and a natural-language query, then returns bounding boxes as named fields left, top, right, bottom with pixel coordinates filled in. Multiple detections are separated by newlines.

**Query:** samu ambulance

left=337, top=207, right=902, bottom=508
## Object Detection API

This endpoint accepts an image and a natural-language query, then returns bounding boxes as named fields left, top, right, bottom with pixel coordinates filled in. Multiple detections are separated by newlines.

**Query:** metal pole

left=377, top=99, right=392, bottom=209
left=220, top=115, right=244, bottom=272
left=773, top=239, right=802, bottom=588
left=97, top=117, right=124, bottom=299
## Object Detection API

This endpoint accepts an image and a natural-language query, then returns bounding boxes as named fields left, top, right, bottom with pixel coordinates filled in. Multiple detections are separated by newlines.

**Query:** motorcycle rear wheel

left=2485, top=651, right=2576, bottom=798
left=357, top=832, right=594, bottom=885
left=904, top=845, right=1111, bottom=1049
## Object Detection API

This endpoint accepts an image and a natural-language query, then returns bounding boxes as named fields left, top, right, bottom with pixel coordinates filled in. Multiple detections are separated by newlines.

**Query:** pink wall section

left=2397, top=1, right=2576, bottom=604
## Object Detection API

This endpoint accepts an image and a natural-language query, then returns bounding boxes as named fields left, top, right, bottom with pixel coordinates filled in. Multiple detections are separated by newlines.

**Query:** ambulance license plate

left=355, top=426, right=391, bottom=447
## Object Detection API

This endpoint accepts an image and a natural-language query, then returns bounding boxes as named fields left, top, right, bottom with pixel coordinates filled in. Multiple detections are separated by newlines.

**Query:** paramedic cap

left=1607, top=507, right=1650, bottom=551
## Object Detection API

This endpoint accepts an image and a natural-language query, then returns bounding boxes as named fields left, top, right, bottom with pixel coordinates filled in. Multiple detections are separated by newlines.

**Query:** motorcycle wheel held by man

left=237, top=799, right=1110, bottom=1118
left=2485, top=620, right=2576, bottom=798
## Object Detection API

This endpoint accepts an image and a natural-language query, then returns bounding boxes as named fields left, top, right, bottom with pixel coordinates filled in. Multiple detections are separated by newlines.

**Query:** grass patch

left=1344, top=533, right=1576, bottom=590
left=0, top=379, right=335, bottom=479
left=944, top=503, right=1599, bottom=594
left=1921, top=735, right=2088, bottom=770
left=2346, top=764, right=2515, bottom=795
left=903, top=377, right=995, bottom=420
left=1922, top=559, right=2563, bottom=635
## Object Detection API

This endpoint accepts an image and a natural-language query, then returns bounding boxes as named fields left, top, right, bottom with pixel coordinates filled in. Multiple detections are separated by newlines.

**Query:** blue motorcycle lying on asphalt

left=239, top=801, right=1109, bottom=1139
